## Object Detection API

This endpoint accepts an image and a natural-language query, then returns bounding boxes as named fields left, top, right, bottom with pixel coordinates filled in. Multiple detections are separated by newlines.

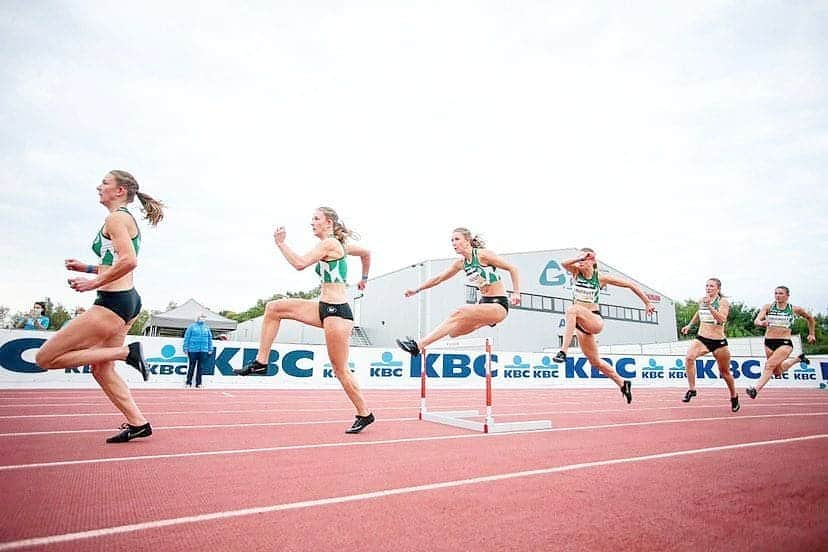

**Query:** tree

left=128, top=310, right=151, bottom=335
left=0, top=305, right=9, bottom=328
left=49, top=303, right=72, bottom=331
left=674, top=299, right=698, bottom=340
left=723, top=302, right=762, bottom=338
left=223, top=287, right=321, bottom=323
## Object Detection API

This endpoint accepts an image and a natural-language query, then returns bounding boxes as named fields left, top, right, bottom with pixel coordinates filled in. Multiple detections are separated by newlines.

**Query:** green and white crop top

left=698, top=296, right=723, bottom=325
left=767, top=303, right=795, bottom=329
left=91, top=207, right=141, bottom=266
left=573, top=270, right=600, bottom=304
left=463, top=248, right=501, bottom=288
left=315, top=241, right=348, bottom=284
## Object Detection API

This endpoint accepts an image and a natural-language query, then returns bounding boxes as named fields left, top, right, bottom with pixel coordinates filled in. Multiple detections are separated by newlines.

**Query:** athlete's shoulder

left=104, top=209, right=134, bottom=229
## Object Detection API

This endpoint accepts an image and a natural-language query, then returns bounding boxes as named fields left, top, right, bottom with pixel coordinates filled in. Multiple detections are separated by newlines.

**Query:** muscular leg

left=419, top=304, right=506, bottom=349
left=35, top=307, right=129, bottom=368
left=324, top=318, right=369, bottom=416
left=712, top=346, right=736, bottom=398
left=559, top=304, right=604, bottom=355
left=755, top=346, right=794, bottom=393
left=254, top=299, right=322, bottom=364
left=684, top=340, right=710, bottom=393
left=579, top=333, right=624, bottom=388
left=90, top=321, right=147, bottom=426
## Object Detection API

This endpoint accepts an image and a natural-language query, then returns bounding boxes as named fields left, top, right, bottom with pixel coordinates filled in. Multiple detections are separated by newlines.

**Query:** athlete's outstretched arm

left=404, top=260, right=463, bottom=297
left=479, top=249, right=522, bottom=305
left=274, top=227, right=336, bottom=271
left=346, top=243, right=371, bottom=290
left=600, top=274, right=656, bottom=315
left=793, top=306, right=817, bottom=343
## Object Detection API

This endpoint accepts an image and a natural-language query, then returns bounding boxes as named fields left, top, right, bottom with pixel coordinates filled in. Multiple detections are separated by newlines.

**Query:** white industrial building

left=232, top=248, right=677, bottom=352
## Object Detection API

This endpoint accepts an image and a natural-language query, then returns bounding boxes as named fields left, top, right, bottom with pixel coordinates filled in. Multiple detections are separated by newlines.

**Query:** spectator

left=16, top=302, right=50, bottom=330
left=183, top=314, right=213, bottom=388
left=61, top=307, right=87, bottom=329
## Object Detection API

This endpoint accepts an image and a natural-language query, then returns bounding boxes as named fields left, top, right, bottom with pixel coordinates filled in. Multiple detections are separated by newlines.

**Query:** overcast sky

left=1, top=1, right=826, bottom=319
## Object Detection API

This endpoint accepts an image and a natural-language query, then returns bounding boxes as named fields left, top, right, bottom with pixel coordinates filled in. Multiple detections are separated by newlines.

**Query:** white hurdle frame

left=419, top=337, right=552, bottom=433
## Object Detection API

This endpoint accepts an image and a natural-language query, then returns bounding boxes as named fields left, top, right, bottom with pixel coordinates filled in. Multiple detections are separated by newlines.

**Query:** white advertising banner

left=1, top=330, right=825, bottom=390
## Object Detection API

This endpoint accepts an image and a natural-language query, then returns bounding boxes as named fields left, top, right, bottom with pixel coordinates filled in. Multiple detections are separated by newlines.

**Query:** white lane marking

left=0, top=401, right=822, bottom=420
left=0, top=434, right=824, bottom=551
left=1, top=410, right=826, bottom=438
left=1, top=412, right=825, bottom=471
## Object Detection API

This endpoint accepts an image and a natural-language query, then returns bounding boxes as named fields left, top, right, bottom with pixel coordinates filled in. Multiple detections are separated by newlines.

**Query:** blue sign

left=539, top=260, right=567, bottom=286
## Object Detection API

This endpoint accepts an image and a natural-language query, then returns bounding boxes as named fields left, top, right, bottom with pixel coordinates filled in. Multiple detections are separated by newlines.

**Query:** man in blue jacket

left=183, top=314, right=213, bottom=388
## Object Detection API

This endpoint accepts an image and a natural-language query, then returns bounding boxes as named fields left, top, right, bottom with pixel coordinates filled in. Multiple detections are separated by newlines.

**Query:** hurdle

left=419, top=337, right=552, bottom=433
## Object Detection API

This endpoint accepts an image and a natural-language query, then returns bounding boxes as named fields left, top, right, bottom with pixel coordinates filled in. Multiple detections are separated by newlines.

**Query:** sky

left=1, top=1, right=826, bottom=320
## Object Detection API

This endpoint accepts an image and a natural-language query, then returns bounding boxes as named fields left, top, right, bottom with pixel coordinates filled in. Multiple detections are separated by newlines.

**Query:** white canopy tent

left=143, top=299, right=237, bottom=337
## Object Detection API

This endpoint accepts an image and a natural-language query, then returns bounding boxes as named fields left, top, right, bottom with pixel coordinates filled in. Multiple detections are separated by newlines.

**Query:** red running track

left=0, top=388, right=825, bottom=551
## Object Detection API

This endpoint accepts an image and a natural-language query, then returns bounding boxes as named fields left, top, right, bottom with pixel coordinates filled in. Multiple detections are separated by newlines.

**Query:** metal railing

left=465, top=286, right=658, bottom=324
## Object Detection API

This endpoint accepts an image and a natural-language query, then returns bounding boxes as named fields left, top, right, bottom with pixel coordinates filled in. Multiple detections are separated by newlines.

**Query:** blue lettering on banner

left=324, top=361, right=356, bottom=378
left=283, top=350, right=314, bottom=378
left=443, top=354, right=471, bottom=378
left=409, top=353, right=499, bottom=378
left=739, top=360, right=761, bottom=379
left=504, top=355, right=531, bottom=378
left=564, top=357, right=636, bottom=379
left=668, top=359, right=686, bottom=379
left=694, top=359, right=719, bottom=379
left=369, top=351, right=404, bottom=377
left=641, top=358, right=664, bottom=379
left=0, top=338, right=47, bottom=373
left=146, top=343, right=189, bottom=376
left=792, top=363, right=817, bottom=381
left=532, top=355, right=559, bottom=378
left=821, top=362, right=828, bottom=381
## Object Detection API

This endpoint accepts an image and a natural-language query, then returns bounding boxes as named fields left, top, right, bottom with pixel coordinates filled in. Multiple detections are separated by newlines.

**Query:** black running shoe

left=552, top=351, right=567, bottom=363
left=797, top=353, right=810, bottom=365
left=731, top=395, right=740, bottom=412
left=682, top=389, right=697, bottom=403
left=106, top=422, right=152, bottom=443
left=125, top=342, right=149, bottom=381
left=746, top=386, right=757, bottom=399
left=621, top=380, right=632, bottom=404
left=396, top=337, right=420, bottom=357
left=234, top=360, right=268, bottom=376
left=345, top=413, right=375, bottom=434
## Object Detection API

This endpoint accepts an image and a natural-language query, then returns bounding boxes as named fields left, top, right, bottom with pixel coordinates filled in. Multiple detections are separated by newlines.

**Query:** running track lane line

left=1, top=411, right=825, bottom=471
left=0, top=434, right=824, bottom=551
left=0, top=401, right=820, bottom=419
left=1, top=409, right=826, bottom=438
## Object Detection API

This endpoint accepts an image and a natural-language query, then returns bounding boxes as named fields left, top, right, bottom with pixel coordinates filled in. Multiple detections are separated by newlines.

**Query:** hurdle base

left=486, top=420, right=552, bottom=433
left=422, top=411, right=483, bottom=432
left=421, top=410, right=552, bottom=433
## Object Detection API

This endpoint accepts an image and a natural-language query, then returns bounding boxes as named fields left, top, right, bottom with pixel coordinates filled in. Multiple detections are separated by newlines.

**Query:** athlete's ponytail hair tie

left=109, top=170, right=166, bottom=227
left=318, top=206, right=359, bottom=243
left=453, top=227, right=486, bottom=248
